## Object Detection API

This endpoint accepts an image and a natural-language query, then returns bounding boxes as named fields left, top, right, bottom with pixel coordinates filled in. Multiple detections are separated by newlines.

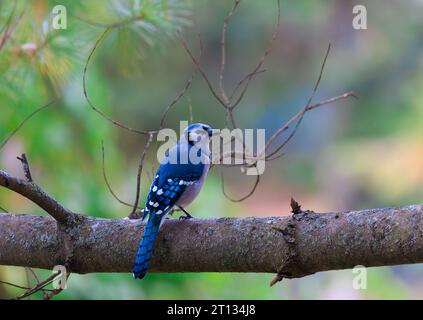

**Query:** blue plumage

left=132, top=174, right=200, bottom=279
left=133, top=213, right=162, bottom=279
left=132, top=123, right=214, bottom=280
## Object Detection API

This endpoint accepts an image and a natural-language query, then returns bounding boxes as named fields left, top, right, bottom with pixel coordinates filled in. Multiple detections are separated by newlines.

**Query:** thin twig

left=43, top=273, right=70, bottom=300
left=264, top=44, right=335, bottom=156
left=26, top=267, right=40, bottom=284
left=230, top=0, right=280, bottom=110
left=159, top=36, right=203, bottom=129
left=0, top=278, right=55, bottom=294
left=0, top=280, right=33, bottom=291
left=265, top=91, right=357, bottom=159
left=101, top=142, right=142, bottom=209
left=24, top=267, right=49, bottom=299
left=221, top=171, right=260, bottom=202
left=16, top=153, right=32, bottom=182
left=131, top=132, right=154, bottom=214
left=160, top=74, right=195, bottom=128
left=0, top=101, right=55, bottom=152
left=219, top=0, right=241, bottom=106
left=14, top=272, right=60, bottom=300
left=229, top=69, right=266, bottom=101
left=214, top=91, right=355, bottom=164
left=178, top=33, right=227, bottom=108
left=188, top=97, right=194, bottom=123
left=83, top=28, right=155, bottom=135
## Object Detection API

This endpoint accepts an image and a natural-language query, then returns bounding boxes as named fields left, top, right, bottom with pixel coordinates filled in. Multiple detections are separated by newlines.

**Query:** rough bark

left=1, top=204, right=423, bottom=279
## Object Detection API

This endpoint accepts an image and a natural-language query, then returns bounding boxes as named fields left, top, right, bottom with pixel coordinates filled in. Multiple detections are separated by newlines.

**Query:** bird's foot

left=177, top=206, right=193, bottom=220
left=128, top=210, right=145, bottom=220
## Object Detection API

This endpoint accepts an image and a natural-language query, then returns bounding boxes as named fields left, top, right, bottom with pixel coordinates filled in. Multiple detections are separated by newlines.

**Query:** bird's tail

left=133, top=213, right=163, bottom=279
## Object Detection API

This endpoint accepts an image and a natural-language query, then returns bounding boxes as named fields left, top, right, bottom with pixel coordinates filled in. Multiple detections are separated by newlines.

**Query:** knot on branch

left=270, top=198, right=316, bottom=286
left=0, top=153, right=83, bottom=272
left=57, top=213, right=86, bottom=271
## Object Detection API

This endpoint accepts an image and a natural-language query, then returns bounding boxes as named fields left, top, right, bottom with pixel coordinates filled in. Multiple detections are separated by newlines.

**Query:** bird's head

left=184, top=123, right=217, bottom=147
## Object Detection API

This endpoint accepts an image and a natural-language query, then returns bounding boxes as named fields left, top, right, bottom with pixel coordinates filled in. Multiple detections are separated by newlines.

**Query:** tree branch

left=0, top=170, right=75, bottom=225
left=1, top=204, right=423, bottom=286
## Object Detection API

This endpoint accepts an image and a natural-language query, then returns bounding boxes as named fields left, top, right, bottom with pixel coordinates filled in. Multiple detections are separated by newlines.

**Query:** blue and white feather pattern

left=133, top=123, right=213, bottom=279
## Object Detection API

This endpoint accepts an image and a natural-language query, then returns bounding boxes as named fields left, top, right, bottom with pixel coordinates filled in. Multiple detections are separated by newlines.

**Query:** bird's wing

left=144, top=142, right=206, bottom=217
left=144, top=168, right=203, bottom=217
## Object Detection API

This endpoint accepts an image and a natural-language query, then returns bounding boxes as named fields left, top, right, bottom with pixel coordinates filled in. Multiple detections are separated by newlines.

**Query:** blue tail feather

left=133, top=213, right=163, bottom=279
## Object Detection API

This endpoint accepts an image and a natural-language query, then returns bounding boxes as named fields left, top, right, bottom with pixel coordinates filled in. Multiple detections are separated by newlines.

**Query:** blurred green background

left=1, top=0, right=423, bottom=299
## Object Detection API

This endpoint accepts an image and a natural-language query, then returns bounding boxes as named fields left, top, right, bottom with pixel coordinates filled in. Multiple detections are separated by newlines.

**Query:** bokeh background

left=1, top=0, right=423, bottom=299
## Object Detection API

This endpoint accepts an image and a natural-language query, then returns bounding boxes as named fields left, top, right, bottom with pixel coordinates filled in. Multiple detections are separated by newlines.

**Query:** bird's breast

left=176, top=163, right=209, bottom=208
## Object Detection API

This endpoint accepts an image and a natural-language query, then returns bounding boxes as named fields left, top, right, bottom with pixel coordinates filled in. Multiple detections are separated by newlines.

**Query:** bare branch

left=101, top=142, right=141, bottom=209
left=0, top=275, right=55, bottom=299
left=0, top=279, right=35, bottom=291
left=229, top=68, right=266, bottom=101
left=265, top=91, right=357, bottom=159
left=131, top=132, right=154, bottom=214
left=229, top=0, right=280, bottom=109
left=221, top=171, right=260, bottom=202
left=25, top=267, right=40, bottom=284
left=83, top=28, right=156, bottom=135
left=178, top=33, right=227, bottom=108
left=42, top=273, right=69, bottom=300
left=219, top=0, right=241, bottom=105
left=16, top=153, right=32, bottom=182
left=0, top=101, right=54, bottom=152
left=264, top=44, right=346, bottom=158
left=188, top=97, right=194, bottom=123
left=159, top=38, right=203, bottom=129
left=0, top=170, right=75, bottom=225
left=13, top=272, right=60, bottom=300
left=160, top=75, right=195, bottom=128
left=306, top=91, right=358, bottom=110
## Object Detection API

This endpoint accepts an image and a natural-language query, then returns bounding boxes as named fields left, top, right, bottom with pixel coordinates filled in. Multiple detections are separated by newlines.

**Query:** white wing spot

left=149, top=201, right=154, bottom=206
left=157, top=189, right=163, bottom=195
left=179, top=180, right=185, bottom=185
left=152, top=186, right=157, bottom=192
left=156, top=210, right=163, bottom=214
left=168, top=178, right=173, bottom=183
left=153, top=202, right=159, bottom=208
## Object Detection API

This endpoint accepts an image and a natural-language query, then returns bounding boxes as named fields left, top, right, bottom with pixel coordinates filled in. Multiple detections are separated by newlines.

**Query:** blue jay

left=133, top=123, right=215, bottom=279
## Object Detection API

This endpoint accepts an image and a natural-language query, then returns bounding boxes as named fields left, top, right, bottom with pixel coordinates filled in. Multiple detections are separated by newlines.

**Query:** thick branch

left=1, top=204, right=423, bottom=280
left=0, top=170, right=75, bottom=225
